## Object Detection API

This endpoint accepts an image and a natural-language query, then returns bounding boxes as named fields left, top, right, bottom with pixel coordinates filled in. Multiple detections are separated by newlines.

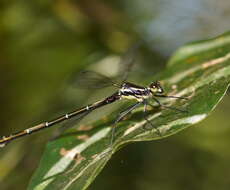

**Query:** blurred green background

left=0, top=0, right=230, bottom=189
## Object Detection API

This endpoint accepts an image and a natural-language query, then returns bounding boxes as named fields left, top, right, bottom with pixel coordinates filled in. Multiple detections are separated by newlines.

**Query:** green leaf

left=28, top=32, right=230, bottom=190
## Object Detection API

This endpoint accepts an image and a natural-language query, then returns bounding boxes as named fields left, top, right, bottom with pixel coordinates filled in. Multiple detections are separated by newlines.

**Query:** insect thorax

left=119, top=82, right=151, bottom=101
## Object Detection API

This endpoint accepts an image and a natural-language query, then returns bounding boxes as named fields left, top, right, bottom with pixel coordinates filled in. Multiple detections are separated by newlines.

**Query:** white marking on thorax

left=26, top=129, right=31, bottom=134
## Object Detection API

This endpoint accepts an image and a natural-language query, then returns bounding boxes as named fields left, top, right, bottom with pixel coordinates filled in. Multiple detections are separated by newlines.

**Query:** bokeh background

left=0, top=0, right=230, bottom=189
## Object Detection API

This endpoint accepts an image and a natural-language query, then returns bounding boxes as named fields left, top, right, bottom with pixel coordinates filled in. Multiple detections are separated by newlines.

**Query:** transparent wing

left=51, top=110, right=92, bottom=140
left=71, top=42, right=141, bottom=89
left=72, top=70, right=120, bottom=89
left=118, top=41, right=142, bottom=82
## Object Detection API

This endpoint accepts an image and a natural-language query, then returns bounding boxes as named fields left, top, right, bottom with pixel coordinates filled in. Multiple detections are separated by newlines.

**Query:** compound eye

left=149, top=83, right=157, bottom=93
left=150, top=81, right=164, bottom=94
left=158, top=87, right=164, bottom=94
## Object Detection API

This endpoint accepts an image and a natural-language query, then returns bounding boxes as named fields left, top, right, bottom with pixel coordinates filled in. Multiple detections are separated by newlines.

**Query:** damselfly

left=0, top=69, right=188, bottom=147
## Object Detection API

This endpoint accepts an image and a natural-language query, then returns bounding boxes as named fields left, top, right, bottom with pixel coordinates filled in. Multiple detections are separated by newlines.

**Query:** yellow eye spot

left=151, top=87, right=158, bottom=93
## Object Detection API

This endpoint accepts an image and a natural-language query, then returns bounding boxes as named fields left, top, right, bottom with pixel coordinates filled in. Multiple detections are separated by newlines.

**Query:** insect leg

left=154, top=94, right=188, bottom=100
left=152, top=97, right=188, bottom=113
left=142, top=100, right=162, bottom=136
left=110, top=102, right=142, bottom=146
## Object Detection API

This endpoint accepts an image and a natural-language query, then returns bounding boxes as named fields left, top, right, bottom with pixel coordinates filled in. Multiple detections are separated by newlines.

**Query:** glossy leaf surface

left=28, top=32, right=230, bottom=190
